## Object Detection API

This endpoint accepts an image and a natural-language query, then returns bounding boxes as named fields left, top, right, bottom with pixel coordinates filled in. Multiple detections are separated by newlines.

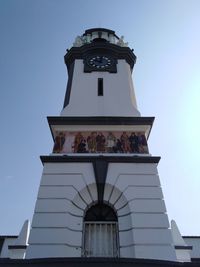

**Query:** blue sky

left=0, top=0, right=200, bottom=235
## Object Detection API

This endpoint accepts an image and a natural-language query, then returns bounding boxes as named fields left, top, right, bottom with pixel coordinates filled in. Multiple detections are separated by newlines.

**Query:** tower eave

left=64, top=43, right=136, bottom=73
left=83, top=28, right=118, bottom=38
left=40, top=155, right=161, bottom=165
left=47, top=116, right=154, bottom=126
left=47, top=116, right=154, bottom=142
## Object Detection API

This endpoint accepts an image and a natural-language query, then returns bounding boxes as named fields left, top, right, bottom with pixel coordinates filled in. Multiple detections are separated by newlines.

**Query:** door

left=84, top=222, right=118, bottom=257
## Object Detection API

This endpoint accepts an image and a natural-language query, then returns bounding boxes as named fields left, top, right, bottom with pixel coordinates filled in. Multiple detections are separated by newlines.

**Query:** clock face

left=87, top=55, right=113, bottom=69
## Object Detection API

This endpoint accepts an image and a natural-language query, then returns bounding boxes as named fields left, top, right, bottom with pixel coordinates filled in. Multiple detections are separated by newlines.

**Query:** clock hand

left=96, top=56, right=103, bottom=63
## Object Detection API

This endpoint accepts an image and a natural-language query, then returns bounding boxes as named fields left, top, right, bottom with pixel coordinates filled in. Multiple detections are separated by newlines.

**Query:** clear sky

left=0, top=0, right=200, bottom=236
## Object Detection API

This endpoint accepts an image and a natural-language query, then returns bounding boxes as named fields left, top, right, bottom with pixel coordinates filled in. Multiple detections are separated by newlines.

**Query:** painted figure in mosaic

left=129, top=132, right=139, bottom=153
left=77, top=139, right=87, bottom=153
left=113, top=139, right=123, bottom=153
left=106, top=132, right=116, bottom=153
left=87, top=132, right=97, bottom=153
left=62, top=133, right=75, bottom=153
left=120, top=132, right=130, bottom=153
left=138, top=132, right=148, bottom=153
left=74, top=132, right=84, bottom=153
left=53, top=132, right=65, bottom=153
left=96, top=132, right=106, bottom=152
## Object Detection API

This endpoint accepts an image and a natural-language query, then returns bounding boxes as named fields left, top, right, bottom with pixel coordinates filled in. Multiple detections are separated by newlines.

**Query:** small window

left=98, top=78, right=103, bottom=96
left=83, top=203, right=119, bottom=257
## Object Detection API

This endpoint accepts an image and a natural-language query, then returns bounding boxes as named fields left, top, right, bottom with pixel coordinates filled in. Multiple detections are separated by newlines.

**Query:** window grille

left=83, top=222, right=119, bottom=257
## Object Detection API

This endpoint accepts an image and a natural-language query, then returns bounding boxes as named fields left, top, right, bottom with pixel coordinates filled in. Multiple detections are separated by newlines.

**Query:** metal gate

left=83, top=222, right=119, bottom=257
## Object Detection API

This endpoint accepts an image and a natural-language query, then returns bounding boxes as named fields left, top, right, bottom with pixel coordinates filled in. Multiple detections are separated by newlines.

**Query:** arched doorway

left=83, top=203, right=119, bottom=257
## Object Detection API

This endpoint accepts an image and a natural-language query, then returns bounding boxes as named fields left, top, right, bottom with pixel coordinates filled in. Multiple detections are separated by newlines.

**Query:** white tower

left=26, top=28, right=176, bottom=261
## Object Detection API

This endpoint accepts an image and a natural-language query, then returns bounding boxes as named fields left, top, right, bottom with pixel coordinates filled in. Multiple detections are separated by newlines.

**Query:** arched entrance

left=83, top=203, right=119, bottom=257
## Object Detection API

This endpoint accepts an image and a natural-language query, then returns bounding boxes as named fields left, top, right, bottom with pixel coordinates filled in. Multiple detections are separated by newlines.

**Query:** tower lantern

left=25, top=28, right=177, bottom=261
left=61, top=28, right=140, bottom=117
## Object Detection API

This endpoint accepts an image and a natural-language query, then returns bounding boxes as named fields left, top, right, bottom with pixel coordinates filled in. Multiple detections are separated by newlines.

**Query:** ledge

left=0, top=257, right=196, bottom=267
left=175, top=245, right=193, bottom=250
left=8, top=245, right=27, bottom=249
left=47, top=116, right=155, bottom=126
left=40, top=155, right=161, bottom=165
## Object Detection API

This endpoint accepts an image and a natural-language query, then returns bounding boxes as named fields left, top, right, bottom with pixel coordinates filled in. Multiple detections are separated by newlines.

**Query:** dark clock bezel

left=87, top=55, right=113, bottom=69
left=84, top=54, right=117, bottom=73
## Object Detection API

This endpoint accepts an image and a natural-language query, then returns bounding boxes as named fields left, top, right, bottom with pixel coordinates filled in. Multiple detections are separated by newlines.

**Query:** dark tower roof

left=83, top=28, right=120, bottom=39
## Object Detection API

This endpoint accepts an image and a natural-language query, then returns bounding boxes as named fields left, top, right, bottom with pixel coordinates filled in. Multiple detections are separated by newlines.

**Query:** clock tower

left=26, top=28, right=177, bottom=261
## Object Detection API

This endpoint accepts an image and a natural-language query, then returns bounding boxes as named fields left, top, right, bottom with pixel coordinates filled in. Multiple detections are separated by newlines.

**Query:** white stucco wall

left=0, top=238, right=17, bottom=258
left=26, top=161, right=176, bottom=261
left=105, top=163, right=176, bottom=261
left=26, top=162, right=97, bottom=258
left=60, top=60, right=140, bottom=117
left=183, top=237, right=200, bottom=258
